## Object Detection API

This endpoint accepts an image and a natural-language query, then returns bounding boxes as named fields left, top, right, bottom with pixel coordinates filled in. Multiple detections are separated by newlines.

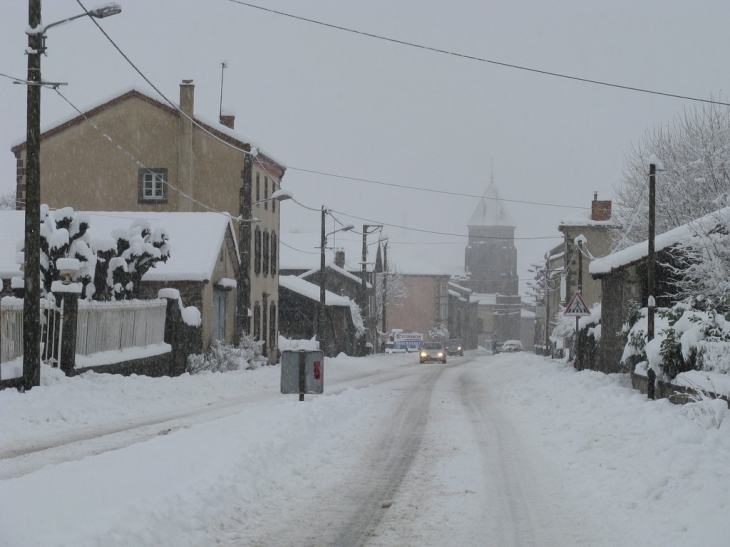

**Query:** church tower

left=465, top=176, right=518, bottom=295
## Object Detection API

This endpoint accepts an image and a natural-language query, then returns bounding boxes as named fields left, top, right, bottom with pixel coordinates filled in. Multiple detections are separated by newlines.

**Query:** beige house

left=557, top=194, right=619, bottom=310
left=11, top=81, right=286, bottom=362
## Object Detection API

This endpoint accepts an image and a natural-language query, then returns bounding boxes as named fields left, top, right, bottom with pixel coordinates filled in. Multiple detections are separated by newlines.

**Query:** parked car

left=500, top=340, right=523, bottom=353
left=420, top=342, right=447, bottom=364
left=446, top=338, right=464, bottom=356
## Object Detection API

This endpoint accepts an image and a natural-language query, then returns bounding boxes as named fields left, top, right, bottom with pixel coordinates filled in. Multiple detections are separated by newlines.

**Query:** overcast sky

left=1, top=0, right=729, bottom=295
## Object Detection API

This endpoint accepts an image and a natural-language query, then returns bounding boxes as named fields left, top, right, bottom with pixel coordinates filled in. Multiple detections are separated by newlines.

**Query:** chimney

left=179, top=79, right=195, bottom=118
left=178, top=80, right=195, bottom=211
left=334, top=248, right=345, bottom=269
left=219, top=106, right=235, bottom=130
left=591, top=192, right=612, bottom=221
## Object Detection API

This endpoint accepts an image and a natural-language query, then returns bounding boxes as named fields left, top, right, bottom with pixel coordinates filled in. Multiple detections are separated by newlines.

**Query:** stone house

left=0, top=210, right=240, bottom=352
left=278, top=275, right=361, bottom=357
left=587, top=209, right=727, bottom=373
left=10, top=82, right=285, bottom=362
left=557, top=193, right=619, bottom=310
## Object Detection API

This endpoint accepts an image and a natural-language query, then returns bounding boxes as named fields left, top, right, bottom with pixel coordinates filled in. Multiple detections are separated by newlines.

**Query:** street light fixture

left=22, top=1, right=122, bottom=390
left=317, top=207, right=353, bottom=352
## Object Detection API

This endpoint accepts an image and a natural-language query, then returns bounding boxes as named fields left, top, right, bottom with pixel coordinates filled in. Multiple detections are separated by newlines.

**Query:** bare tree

left=372, top=267, right=407, bottom=333
left=613, top=100, right=730, bottom=248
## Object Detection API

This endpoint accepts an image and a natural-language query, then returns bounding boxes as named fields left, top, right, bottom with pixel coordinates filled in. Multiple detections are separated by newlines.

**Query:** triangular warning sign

left=564, top=291, right=591, bottom=316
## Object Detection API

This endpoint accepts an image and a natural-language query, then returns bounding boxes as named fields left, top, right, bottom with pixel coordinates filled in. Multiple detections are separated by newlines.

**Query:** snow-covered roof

left=0, top=210, right=236, bottom=282
left=470, top=293, right=497, bottom=305
left=448, top=281, right=471, bottom=293
left=521, top=309, right=536, bottom=319
left=300, top=262, right=372, bottom=289
left=559, top=209, right=619, bottom=228
left=467, top=178, right=515, bottom=228
left=279, top=275, right=352, bottom=307
left=590, top=207, right=730, bottom=276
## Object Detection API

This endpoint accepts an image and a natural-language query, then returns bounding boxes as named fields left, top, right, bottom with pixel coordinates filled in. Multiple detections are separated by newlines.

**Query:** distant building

left=464, top=176, right=521, bottom=346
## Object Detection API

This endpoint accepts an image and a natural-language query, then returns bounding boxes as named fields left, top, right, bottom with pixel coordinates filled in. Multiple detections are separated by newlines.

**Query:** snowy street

left=2, top=351, right=729, bottom=546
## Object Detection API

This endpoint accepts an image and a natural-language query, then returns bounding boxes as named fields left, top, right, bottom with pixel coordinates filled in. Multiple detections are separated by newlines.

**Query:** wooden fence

left=1, top=298, right=167, bottom=364
left=76, top=299, right=167, bottom=356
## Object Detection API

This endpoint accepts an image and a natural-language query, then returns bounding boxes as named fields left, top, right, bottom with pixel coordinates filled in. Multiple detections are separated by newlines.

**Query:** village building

left=0, top=210, right=240, bottom=352
left=588, top=208, right=718, bottom=373
left=10, top=81, right=285, bottom=362
left=463, top=176, right=522, bottom=347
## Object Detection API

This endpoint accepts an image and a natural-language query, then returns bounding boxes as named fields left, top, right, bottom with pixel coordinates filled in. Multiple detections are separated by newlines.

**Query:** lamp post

left=22, top=1, right=122, bottom=391
left=317, top=207, right=353, bottom=352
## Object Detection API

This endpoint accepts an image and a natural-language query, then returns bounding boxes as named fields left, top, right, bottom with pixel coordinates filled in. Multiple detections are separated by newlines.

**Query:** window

left=269, top=301, right=277, bottom=351
left=263, top=231, right=270, bottom=276
left=273, top=186, right=276, bottom=213
left=254, top=227, right=262, bottom=275
left=138, top=168, right=167, bottom=203
left=264, top=176, right=269, bottom=210
left=255, top=172, right=260, bottom=203
left=253, top=302, right=261, bottom=340
left=212, top=289, right=226, bottom=341
left=271, top=231, right=278, bottom=275
left=262, top=299, right=268, bottom=356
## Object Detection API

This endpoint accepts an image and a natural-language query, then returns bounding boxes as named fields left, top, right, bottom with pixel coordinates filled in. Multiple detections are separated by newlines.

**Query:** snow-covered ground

left=1, top=352, right=728, bottom=546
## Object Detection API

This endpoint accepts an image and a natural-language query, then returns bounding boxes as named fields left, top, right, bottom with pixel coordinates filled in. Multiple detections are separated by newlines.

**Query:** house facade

left=10, top=82, right=285, bottom=362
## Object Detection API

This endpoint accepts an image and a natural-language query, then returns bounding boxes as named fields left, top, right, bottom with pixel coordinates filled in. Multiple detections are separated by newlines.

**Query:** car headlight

left=438, top=352, right=443, bottom=357
left=457, top=346, right=462, bottom=351
left=420, top=352, right=427, bottom=357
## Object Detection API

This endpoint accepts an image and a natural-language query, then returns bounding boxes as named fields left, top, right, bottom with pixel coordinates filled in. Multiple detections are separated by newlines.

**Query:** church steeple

left=467, top=174, right=515, bottom=228
left=464, top=173, right=518, bottom=295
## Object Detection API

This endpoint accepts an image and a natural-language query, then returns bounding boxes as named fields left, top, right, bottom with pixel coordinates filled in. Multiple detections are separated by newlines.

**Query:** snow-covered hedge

left=623, top=302, right=730, bottom=379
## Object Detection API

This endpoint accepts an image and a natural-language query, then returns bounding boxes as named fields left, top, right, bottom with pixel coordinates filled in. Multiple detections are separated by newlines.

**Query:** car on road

left=445, top=338, right=464, bottom=356
left=420, top=342, right=447, bottom=364
left=500, top=340, right=523, bottom=353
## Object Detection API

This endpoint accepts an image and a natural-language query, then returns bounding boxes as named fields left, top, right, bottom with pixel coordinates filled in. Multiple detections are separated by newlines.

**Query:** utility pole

left=23, top=0, right=43, bottom=390
left=381, top=240, right=388, bottom=349
left=647, top=162, right=656, bottom=342
left=237, top=151, right=253, bottom=340
left=576, top=238, right=583, bottom=339
left=646, top=162, right=657, bottom=399
left=318, top=206, right=326, bottom=350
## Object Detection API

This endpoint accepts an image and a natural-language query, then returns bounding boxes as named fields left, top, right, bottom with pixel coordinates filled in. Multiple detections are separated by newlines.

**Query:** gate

left=40, top=299, right=64, bottom=368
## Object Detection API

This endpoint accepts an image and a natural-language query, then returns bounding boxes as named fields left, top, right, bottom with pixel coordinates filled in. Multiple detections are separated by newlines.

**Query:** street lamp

left=317, top=206, right=353, bottom=352
left=22, top=1, right=122, bottom=390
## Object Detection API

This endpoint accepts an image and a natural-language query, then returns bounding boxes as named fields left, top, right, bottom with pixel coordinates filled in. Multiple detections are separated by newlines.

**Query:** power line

left=228, top=1, right=730, bottom=107
left=287, top=166, right=587, bottom=210
left=326, top=206, right=562, bottom=241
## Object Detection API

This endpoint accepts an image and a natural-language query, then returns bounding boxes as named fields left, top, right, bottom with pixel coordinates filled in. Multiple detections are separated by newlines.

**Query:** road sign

left=564, top=291, right=591, bottom=316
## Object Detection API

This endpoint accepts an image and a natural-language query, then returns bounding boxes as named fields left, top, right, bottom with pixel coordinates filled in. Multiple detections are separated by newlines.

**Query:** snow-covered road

left=1, top=351, right=729, bottom=546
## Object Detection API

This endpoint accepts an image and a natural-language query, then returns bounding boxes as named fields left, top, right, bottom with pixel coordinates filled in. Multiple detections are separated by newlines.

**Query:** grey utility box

left=280, top=349, right=324, bottom=395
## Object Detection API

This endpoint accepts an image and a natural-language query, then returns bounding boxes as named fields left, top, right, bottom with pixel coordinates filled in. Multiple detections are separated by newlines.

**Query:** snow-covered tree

left=428, top=322, right=449, bottom=342
left=34, top=206, right=96, bottom=297
left=613, top=100, right=730, bottom=248
left=0, top=192, right=16, bottom=210
left=17, top=207, right=169, bottom=301
left=665, top=210, right=730, bottom=311
left=373, top=267, right=407, bottom=333
left=94, top=220, right=170, bottom=301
